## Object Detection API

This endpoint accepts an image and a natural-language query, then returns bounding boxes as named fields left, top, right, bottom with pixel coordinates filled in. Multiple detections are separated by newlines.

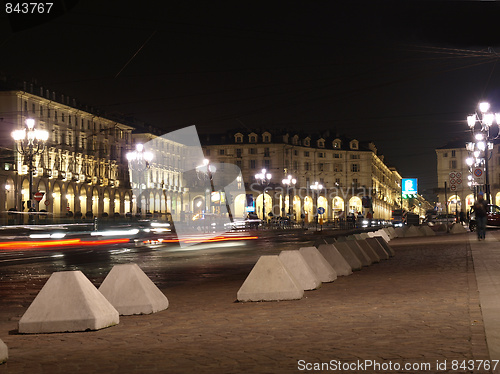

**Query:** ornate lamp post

left=11, top=118, right=48, bottom=223
left=466, top=102, right=500, bottom=204
left=255, top=168, right=272, bottom=224
left=126, top=143, right=153, bottom=216
left=281, top=174, right=296, bottom=220
left=311, top=181, right=323, bottom=225
left=196, top=158, right=216, bottom=214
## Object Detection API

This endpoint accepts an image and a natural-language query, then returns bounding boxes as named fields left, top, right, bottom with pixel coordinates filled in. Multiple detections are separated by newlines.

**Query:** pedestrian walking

left=459, top=210, right=466, bottom=226
left=473, top=192, right=488, bottom=240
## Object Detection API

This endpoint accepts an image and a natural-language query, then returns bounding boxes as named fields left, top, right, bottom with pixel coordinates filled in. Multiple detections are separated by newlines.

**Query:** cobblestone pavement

left=0, top=232, right=491, bottom=373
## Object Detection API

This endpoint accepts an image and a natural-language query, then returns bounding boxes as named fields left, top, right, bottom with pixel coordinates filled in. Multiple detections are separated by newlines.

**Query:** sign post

left=402, top=178, right=418, bottom=199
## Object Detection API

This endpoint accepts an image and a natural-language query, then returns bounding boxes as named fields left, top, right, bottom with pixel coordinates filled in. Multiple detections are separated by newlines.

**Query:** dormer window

left=317, top=139, right=325, bottom=148
left=235, top=133, right=243, bottom=143
left=303, top=137, right=310, bottom=147
left=333, top=139, right=341, bottom=149
left=263, top=132, right=271, bottom=143
left=350, top=140, right=359, bottom=150
left=292, top=135, right=299, bottom=145
left=249, top=133, right=257, bottom=143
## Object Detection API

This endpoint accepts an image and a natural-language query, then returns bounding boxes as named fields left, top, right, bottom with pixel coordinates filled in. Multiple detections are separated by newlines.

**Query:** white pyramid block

left=279, top=250, right=321, bottom=290
left=419, top=225, right=436, bottom=236
left=367, top=231, right=376, bottom=237
left=237, top=256, right=304, bottom=301
left=346, top=235, right=356, bottom=241
left=383, top=227, right=395, bottom=239
left=450, top=223, right=467, bottom=234
left=375, top=229, right=392, bottom=242
left=346, top=241, right=372, bottom=266
left=359, top=233, right=370, bottom=240
left=299, top=247, right=337, bottom=282
left=353, top=234, right=363, bottom=240
left=365, top=238, right=389, bottom=260
left=99, top=263, right=169, bottom=315
left=317, top=244, right=352, bottom=276
left=0, top=339, right=7, bottom=364
left=356, top=240, right=380, bottom=263
left=387, top=226, right=397, bottom=238
left=374, top=237, right=395, bottom=257
left=336, top=236, right=347, bottom=242
left=394, top=227, right=405, bottom=237
left=333, top=242, right=363, bottom=271
left=19, top=271, right=119, bottom=334
left=404, top=225, right=422, bottom=237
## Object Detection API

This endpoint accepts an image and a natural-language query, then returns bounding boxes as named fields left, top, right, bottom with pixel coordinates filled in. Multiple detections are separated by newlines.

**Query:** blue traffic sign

left=317, top=207, right=325, bottom=214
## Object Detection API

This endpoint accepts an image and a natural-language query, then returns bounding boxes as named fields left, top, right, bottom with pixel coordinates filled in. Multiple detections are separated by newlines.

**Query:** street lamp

left=196, top=158, right=216, bottom=214
left=281, top=174, right=296, bottom=219
left=11, top=118, right=48, bottom=223
left=126, top=143, right=153, bottom=216
left=466, top=102, right=500, bottom=203
left=310, top=181, right=323, bottom=224
left=255, top=168, right=272, bottom=224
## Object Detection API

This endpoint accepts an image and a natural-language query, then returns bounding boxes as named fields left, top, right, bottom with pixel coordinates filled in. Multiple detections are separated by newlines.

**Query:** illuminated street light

left=255, top=168, right=272, bottom=223
left=466, top=101, right=500, bottom=203
left=196, top=158, right=216, bottom=214
left=11, top=118, right=48, bottom=223
left=126, top=143, right=153, bottom=216
left=281, top=174, right=297, bottom=219
left=310, top=181, right=323, bottom=222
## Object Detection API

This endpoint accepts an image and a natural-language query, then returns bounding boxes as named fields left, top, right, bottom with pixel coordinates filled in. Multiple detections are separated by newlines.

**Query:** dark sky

left=2, top=1, right=500, bottom=201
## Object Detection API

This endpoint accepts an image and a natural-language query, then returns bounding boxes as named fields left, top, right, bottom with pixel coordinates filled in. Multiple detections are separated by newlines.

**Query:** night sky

left=2, top=1, right=500, bottom=201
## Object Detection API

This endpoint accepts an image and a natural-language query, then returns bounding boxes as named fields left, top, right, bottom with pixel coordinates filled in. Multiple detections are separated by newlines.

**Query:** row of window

left=234, top=133, right=360, bottom=150
left=207, top=148, right=362, bottom=159
left=231, top=159, right=362, bottom=173
left=23, top=100, right=129, bottom=139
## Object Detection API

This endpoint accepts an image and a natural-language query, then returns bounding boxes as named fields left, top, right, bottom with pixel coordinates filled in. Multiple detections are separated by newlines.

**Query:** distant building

left=435, top=138, right=500, bottom=214
left=200, top=130, right=403, bottom=222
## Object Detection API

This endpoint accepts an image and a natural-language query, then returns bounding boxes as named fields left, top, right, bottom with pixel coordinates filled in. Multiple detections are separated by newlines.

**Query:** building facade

left=200, top=130, right=403, bottom=222
left=436, top=139, right=500, bottom=214
left=0, top=87, right=135, bottom=223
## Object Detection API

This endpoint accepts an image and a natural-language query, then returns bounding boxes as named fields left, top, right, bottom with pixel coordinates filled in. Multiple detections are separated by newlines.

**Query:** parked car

left=423, top=214, right=456, bottom=225
left=469, top=204, right=500, bottom=232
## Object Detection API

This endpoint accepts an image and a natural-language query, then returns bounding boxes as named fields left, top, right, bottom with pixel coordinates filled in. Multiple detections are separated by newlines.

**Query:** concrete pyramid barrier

left=374, top=237, right=395, bottom=257
left=383, top=228, right=395, bottom=239
left=0, top=339, right=7, bottom=364
left=419, top=225, right=436, bottom=236
left=365, top=238, right=389, bottom=260
left=346, top=241, right=372, bottom=266
left=375, top=229, right=392, bottom=242
left=99, top=263, right=169, bottom=315
left=336, top=236, right=347, bottom=242
left=19, top=271, right=119, bottom=334
left=299, top=247, right=337, bottom=282
left=353, top=234, right=364, bottom=240
left=279, top=250, right=321, bottom=290
left=359, top=233, right=370, bottom=240
left=317, top=244, right=352, bottom=276
left=404, top=225, right=422, bottom=237
left=237, top=256, right=304, bottom=302
left=356, top=240, right=380, bottom=263
left=394, top=227, right=406, bottom=238
left=367, top=231, right=376, bottom=238
left=450, top=223, right=467, bottom=234
left=346, top=235, right=356, bottom=241
left=387, top=226, right=397, bottom=238
left=333, top=242, right=363, bottom=271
